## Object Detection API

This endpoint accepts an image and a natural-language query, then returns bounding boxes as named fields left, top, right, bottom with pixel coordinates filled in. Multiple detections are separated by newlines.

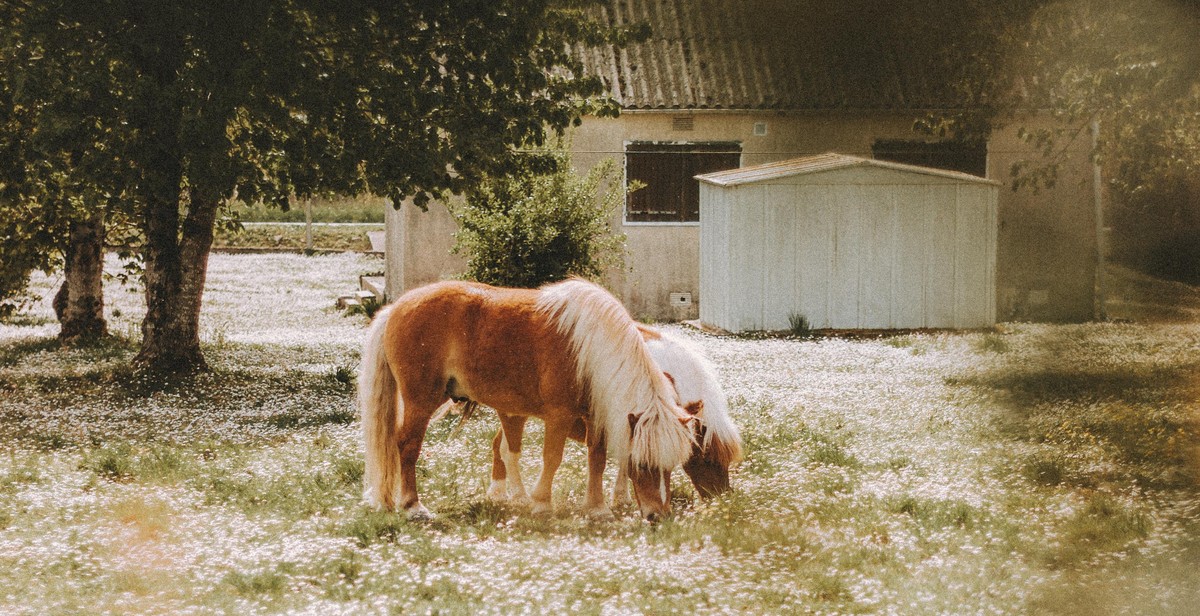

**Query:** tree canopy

left=0, top=0, right=637, bottom=371
left=920, top=0, right=1200, bottom=208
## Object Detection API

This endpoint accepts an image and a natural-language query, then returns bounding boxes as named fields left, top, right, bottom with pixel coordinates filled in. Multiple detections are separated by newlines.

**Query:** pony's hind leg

left=496, top=414, right=531, bottom=504
left=395, top=394, right=440, bottom=520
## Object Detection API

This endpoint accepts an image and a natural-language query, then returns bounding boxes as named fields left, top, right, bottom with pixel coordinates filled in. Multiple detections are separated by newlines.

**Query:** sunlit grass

left=0, top=256, right=1198, bottom=613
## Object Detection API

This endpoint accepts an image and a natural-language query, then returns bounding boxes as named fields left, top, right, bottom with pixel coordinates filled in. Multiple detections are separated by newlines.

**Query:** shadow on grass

left=954, top=365, right=1197, bottom=407
left=0, top=334, right=138, bottom=368
left=949, top=329, right=1200, bottom=492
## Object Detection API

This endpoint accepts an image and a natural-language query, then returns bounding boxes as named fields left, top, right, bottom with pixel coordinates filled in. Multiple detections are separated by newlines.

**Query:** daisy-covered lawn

left=0, top=253, right=1197, bottom=614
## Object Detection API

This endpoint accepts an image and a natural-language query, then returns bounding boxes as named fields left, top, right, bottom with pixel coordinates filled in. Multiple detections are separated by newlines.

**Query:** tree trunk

left=133, top=188, right=219, bottom=374
left=57, top=211, right=108, bottom=344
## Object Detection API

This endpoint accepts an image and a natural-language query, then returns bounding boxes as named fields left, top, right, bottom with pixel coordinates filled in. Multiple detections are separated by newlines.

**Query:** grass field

left=214, top=196, right=386, bottom=252
left=232, top=196, right=388, bottom=224
left=1, top=254, right=1198, bottom=614
left=213, top=223, right=382, bottom=252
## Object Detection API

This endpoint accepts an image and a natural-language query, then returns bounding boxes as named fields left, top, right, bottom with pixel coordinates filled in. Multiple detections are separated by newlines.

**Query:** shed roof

left=575, top=0, right=980, bottom=110
left=695, top=153, right=1003, bottom=187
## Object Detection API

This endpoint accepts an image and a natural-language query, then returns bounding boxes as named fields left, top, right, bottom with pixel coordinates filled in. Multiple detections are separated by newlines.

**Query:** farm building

left=383, top=0, right=1103, bottom=326
left=696, top=154, right=1000, bottom=332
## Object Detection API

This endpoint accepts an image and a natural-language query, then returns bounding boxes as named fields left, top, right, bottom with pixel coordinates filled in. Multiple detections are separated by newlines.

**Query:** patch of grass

left=224, top=565, right=293, bottom=599
left=194, top=451, right=357, bottom=517
left=787, top=312, right=813, bottom=338
left=337, top=511, right=414, bottom=548
left=1022, top=454, right=1067, bottom=486
left=798, top=421, right=861, bottom=469
left=1047, top=494, right=1151, bottom=568
left=974, top=332, right=1010, bottom=353
left=81, top=442, right=137, bottom=481
left=0, top=457, right=43, bottom=491
left=264, top=407, right=355, bottom=429
left=214, top=223, right=380, bottom=252
left=329, top=364, right=356, bottom=388
left=81, top=442, right=197, bottom=484
left=885, top=495, right=977, bottom=530
left=232, top=195, right=387, bottom=223
left=0, top=337, right=62, bottom=367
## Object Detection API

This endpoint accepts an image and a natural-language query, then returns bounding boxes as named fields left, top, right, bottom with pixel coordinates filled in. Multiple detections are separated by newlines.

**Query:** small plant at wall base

left=451, top=148, right=630, bottom=289
left=788, top=312, right=813, bottom=338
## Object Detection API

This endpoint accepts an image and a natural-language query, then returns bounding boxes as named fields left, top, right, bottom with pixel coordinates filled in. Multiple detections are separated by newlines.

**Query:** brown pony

left=359, top=279, right=695, bottom=521
left=487, top=325, right=743, bottom=506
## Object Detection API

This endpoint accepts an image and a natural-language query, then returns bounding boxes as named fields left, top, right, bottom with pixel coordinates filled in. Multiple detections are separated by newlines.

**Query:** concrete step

left=359, top=275, right=385, bottom=299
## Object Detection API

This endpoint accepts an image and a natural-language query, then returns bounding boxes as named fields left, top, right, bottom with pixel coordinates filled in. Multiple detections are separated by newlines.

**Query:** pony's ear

left=684, top=400, right=704, bottom=417
left=628, top=412, right=639, bottom=433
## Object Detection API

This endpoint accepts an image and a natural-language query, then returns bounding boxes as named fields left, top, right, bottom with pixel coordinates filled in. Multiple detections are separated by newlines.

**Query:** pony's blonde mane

left=646, top=330, right=744, bottom=466
left=536, top=279, right=694, bottom=471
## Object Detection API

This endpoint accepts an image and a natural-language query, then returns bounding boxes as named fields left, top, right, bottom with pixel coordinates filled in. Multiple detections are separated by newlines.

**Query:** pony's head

left=644, top=333, right=744, bottom=499
left=624, top=379, right=696, bottom=522
left=679, top=399, right=744, bottom=497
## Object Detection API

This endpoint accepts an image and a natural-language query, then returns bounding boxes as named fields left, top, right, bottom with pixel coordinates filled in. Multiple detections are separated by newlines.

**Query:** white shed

left=697, top=153, right=1000, bottom=332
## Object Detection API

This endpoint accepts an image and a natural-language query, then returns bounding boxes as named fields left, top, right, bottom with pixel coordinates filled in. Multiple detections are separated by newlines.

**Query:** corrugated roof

left=577, top=0, right=972, bottom=110
left=696, top=153, right=1002, bottom=186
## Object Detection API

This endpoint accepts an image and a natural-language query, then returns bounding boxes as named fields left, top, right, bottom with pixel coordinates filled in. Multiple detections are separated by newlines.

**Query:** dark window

left=626, top=142, right=741, bottom=223
left=872, top=139, right=988, bottom=177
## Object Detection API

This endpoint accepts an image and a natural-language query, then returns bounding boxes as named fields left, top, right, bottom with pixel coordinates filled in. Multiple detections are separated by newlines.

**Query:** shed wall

left=701, top=169, right=997, bottom=332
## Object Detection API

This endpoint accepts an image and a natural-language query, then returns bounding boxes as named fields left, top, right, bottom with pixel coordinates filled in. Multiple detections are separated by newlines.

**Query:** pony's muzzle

left=628, top=465, right=673, bottom=522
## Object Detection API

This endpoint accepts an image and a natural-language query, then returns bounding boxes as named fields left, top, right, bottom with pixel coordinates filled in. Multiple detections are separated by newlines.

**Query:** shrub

left=451, top=148, right=628, bottom=289
left=788, top=312, right=813, bottom=338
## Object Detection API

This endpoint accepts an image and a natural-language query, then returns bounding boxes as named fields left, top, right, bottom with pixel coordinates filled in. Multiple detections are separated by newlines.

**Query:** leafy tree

left=0, top=18, right=125, bottom=339
left=0, top=0, right=637, bottom=373
left=451, top=148, right=628, bottom=288
left=916, top=0, right=1200, bottom=281
left=920, top=0, right=1200, bottom=203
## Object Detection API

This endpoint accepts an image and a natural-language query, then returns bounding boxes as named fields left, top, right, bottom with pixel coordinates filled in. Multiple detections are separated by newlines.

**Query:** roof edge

left=696, top=153, right=1002, bottom=187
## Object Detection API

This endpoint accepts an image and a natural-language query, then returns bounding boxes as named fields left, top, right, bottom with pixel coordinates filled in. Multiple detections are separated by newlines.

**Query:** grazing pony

left=359, top=279, right=695, bottom=521
left=487, top=325, right=743, bottom=506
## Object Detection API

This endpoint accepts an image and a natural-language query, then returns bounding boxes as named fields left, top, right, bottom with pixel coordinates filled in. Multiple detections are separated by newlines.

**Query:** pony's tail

left=359, top=305, right=401, bottom=511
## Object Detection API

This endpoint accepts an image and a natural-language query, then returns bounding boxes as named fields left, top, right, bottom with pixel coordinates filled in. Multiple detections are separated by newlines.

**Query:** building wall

left=571, top=111, right=923, bottom=320
left=988, top=115, right=1100, bottom=322
left=383, top=199, right=465, bottom=301
left=384, top=110, right=1099, bottom=324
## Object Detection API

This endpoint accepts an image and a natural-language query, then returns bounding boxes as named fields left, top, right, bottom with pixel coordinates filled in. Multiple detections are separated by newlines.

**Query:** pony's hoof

left=531, top=500, right=553, bottom=516
left=486, top=481, right=508, bottom=502
left=405, top=504, right=435, bottom=522
left=586, top=507, right=615, bottom=521
left=509, top=493, right=533, bottom=507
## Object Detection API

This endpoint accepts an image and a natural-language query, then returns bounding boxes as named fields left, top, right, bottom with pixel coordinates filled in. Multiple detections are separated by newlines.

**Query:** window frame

left=871, top=138, right=989, bottom=178
left=623, top=140, right=743, bottom=226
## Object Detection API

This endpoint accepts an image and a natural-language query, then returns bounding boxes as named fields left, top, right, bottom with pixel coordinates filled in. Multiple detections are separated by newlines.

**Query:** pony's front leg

left=530, top=417, right=570, bottom=515
left=584, top=425, right=614, bottom=520
left=494, top=413, right=531, bottom=504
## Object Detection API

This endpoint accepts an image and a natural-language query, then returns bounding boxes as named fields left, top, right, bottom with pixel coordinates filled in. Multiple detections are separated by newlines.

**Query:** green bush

left=450, top=149, right=628, bottom=289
